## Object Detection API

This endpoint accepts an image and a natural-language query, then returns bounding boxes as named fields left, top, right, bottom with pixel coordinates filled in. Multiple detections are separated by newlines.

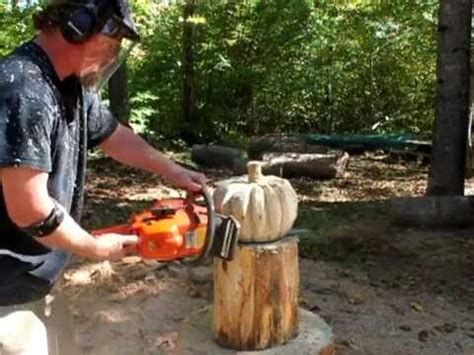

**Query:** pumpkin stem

left=247, top=161, right=264, bottom=182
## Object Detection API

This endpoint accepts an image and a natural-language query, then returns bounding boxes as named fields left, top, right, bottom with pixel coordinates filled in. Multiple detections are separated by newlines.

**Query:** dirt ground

left=58, top=152, right=474, bottom=355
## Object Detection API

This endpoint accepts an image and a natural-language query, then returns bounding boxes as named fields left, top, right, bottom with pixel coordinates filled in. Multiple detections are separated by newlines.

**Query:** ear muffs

left=61, top=0, right=112, bottom=44
left=61, top=4, right=99, bottom=44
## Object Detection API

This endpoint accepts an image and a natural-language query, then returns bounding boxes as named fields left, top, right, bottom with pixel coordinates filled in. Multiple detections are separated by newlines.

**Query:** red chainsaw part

left=92, top=198, right=208, bottom=261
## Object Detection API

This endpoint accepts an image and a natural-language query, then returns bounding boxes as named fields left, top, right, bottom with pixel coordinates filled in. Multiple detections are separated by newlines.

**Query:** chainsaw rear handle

left=179, top=185, right=215, bottom=265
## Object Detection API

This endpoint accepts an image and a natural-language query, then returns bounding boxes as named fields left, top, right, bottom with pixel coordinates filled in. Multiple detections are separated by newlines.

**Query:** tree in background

left=427, top=0, right=472, bottom=195
left=181, top=0, right=199, bottom=144
left=108, top=62, right=130, bottom=125
left=1, top=0, right=440, bottom=146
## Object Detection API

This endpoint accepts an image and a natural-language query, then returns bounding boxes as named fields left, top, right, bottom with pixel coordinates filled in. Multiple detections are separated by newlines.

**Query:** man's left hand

left=167, top=165, right=207, bottom=192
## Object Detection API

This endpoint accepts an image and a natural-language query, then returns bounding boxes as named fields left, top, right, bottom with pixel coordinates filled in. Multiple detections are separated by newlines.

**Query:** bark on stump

left=213, top=237, right=299, bottom=351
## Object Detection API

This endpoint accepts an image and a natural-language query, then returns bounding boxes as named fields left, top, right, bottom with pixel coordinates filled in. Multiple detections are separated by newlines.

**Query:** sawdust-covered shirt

left=0, top=41, right=119, bottom=255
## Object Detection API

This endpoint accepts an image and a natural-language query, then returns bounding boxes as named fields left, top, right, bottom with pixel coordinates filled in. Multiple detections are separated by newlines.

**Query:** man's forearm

left=99, top=124, right=206, bottom=192
left=35, top=211, right=99, bottom=258
left=100, top=124, right=180, bottom=180
left=2, top=167, right=100, bottom=258
left=1, top=166, right=135, bottom=260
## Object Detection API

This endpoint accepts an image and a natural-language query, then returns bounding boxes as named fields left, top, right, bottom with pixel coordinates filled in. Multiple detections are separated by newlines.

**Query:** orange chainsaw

left=92, top=187, right=240, bottom=264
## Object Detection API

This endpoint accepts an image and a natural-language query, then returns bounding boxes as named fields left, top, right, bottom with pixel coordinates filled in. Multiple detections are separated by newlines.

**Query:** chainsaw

left=92, top=187, right=240, bottom=265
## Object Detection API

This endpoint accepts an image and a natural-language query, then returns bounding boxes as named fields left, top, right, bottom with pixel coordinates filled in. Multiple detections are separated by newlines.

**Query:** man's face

left=78, top=34, right=122, bottom=89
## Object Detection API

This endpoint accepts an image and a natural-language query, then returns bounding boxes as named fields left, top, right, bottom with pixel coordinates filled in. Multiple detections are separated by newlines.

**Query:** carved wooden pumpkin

left=213, top=161, right=298, bottom=242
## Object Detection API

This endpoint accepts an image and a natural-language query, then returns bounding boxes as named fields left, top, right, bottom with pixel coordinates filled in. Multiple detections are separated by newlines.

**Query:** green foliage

left=0, top=4, right=36, bottom=57
left=1, top=0, right=439, bottom=143
left=128, top=1, right=183, bottom=138
left=128, top=0, right=438, bottom=142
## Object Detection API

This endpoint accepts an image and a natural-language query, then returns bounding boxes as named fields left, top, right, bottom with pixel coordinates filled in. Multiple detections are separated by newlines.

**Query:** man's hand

left=91, top=233, right=139, bottom=261
left=166, top=165, right=207, bottom=192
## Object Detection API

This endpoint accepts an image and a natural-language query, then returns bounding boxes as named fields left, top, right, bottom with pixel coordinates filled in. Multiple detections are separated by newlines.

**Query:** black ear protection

left=61, top=0, right=113, bottom=44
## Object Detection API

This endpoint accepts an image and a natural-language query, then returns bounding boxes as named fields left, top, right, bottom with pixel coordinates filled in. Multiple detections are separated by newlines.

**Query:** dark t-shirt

left=0, top=41, right=119, bottom=255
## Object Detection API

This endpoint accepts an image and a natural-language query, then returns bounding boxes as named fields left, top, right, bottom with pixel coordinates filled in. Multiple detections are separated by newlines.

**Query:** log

left=391, top=196, right=474, bottom=227
left=233, top=151, right=349, bottom=179
left=248, top=135, right=328, bottom=160
left=213, top=237, right=299, bottom=351
left=191, top=144, right=245, bottom=169
left=261, top=152, right=349, bottom=179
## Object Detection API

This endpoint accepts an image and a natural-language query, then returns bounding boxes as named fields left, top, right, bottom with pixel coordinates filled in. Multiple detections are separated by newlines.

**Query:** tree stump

left=213, top=237, right=299, bottom=351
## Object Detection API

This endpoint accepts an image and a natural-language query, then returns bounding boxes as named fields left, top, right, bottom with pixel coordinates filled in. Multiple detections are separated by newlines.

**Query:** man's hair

left=32, top=5, right=74, bottom=32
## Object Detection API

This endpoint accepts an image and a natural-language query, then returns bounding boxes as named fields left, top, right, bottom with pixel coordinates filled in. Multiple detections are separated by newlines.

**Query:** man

left=0, top=0, right=206, bottom=306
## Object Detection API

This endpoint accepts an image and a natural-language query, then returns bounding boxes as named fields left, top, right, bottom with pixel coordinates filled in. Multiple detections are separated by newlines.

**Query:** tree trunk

left=182, top=0, right=199, bottom=144
left=465, top=7, right=474, bottom=178
left=213, top=237, right=299, bottom=351
left=108, top=62, right=130, bottom=126
left=427, top=0, right=472, bottom=195
left=465, top=63, right=474, bottom=178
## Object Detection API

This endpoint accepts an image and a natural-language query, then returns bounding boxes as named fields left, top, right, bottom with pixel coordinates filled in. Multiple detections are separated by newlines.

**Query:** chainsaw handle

left=179, top=186, right=215, bottom=265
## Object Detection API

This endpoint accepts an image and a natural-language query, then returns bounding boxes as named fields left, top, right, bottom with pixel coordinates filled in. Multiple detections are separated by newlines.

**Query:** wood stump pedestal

left=177, top=307, right=334, bottom=355
left=176, top=237, right=334, bottom=354
left=213, top=237, right=299, bottom=350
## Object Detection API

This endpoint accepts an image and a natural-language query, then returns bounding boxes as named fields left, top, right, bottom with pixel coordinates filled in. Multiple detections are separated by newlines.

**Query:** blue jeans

left=0, top=249, right=70, bottom=306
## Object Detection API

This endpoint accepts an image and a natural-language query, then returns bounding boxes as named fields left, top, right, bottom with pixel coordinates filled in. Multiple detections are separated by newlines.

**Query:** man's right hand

left=91, top=233, right=139, bottom=261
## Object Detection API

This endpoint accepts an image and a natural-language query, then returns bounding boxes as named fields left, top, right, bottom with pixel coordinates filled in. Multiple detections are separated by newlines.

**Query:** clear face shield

left=78, top=15, right=138, bottom=91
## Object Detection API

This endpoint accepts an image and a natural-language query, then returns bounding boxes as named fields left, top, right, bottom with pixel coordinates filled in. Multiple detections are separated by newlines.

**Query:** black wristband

left=20, top=202, right=65, bottom=238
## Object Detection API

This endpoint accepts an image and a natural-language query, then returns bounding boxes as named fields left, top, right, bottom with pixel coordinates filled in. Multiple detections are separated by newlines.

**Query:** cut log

left=191, top=144, right=245, bottom=169
left=233, top=151, right=349, bottom=179
left=261, top=152, right=349, bottom=179
left=213, top=237, right=299, bottom=351
left=391, top=196, right=474, bottom=227
left=248, top=135, right=328, bottom=160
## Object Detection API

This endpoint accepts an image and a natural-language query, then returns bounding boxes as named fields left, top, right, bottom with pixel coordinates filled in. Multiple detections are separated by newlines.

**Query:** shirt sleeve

left=85, top=92, right=119, bottom=150
left=0, top=84, right=54, bottom=172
